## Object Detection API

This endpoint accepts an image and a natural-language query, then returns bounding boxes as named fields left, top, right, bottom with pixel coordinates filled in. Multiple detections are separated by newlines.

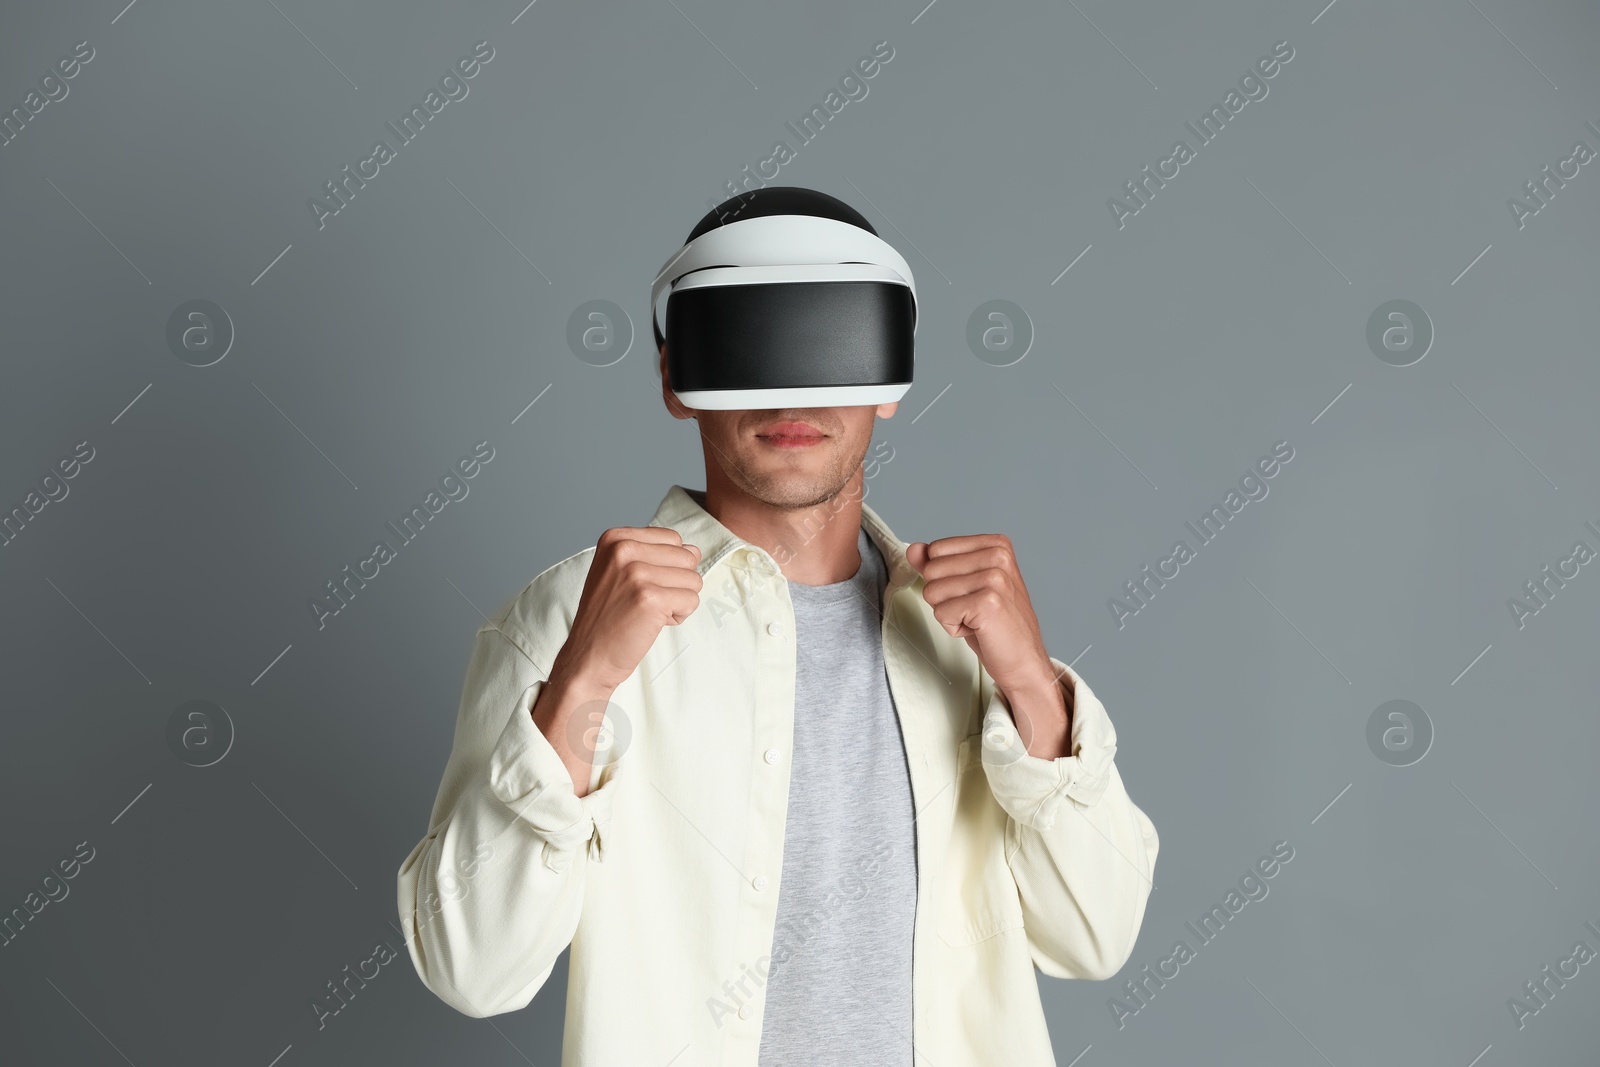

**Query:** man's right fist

left=550, top=526, right=703, bottom=695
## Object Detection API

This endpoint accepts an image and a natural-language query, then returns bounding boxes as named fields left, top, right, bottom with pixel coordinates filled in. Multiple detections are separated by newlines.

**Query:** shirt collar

left=647, top=483, right=919, bottom=592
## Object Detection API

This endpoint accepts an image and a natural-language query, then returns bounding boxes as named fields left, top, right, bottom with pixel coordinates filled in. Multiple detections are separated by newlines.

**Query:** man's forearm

left=530, top=656, right=615, bottom=798
left=998, top=668, right=1074, bottom=760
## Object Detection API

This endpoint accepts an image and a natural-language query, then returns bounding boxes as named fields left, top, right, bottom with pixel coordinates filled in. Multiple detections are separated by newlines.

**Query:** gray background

left=1, top=0, right=1597, bottom=1064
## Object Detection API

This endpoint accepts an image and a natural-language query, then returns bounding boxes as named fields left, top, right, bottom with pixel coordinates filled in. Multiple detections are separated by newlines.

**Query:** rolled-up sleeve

left=487, top=680, right=614, bottom=872
left=396, top=624, right=620, bottom=1017
left=978, top=656, right=1159, bottom=980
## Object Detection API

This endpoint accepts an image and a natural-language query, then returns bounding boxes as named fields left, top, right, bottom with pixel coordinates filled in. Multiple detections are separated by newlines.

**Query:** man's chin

left=739, top=468, right=854, bottom=512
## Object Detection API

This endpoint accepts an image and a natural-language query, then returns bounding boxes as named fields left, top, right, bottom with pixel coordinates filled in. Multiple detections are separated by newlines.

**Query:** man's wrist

left=998, top=668, right=1073, bottom=760
left=532, top=658, right=617, bottom=797
left=545, top=644, right=625, bottom=714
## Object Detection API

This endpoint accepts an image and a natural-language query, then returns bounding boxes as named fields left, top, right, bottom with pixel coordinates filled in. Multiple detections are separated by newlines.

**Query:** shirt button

left=764, top=748, right=780, bottom=764
left=738, top=1004, right=752, bottom=1020
left=767, top=621, right=783, bottom=637
left=753, top=874, right=769, bottom=891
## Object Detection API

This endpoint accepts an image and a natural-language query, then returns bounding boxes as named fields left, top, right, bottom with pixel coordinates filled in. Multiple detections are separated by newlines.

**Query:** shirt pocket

left=937, top=733, right=1028, bottom=946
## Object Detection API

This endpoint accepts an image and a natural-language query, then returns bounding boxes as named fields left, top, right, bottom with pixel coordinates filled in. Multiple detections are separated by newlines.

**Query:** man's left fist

left=904, top=533, right=1057, bottom=698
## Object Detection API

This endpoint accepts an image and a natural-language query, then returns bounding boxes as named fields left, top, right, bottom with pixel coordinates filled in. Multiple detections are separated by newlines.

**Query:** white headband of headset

left=650, top=214, right=918, bottom=346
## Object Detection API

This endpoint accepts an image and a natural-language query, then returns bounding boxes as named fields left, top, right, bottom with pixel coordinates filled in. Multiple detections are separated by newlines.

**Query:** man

left=396, top=192, right=1159, bottom=1066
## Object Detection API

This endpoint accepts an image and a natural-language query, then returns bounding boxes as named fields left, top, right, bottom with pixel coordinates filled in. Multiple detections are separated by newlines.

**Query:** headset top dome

left=654, top=187, right=885, bottom=352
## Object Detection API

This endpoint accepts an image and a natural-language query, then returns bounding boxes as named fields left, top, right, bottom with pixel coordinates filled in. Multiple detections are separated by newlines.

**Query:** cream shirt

left=396, top=483, right=1159, bottom=1066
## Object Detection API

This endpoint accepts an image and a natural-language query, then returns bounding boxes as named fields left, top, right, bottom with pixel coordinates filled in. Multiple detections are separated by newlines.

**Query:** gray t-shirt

left=757, top=525, right=919, bottom=1066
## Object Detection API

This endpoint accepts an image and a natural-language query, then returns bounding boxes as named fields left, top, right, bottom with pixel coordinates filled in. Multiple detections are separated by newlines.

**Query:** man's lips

left=756, top=422, right=826, bottom=447
left=758, top=422, right=824, bottom=438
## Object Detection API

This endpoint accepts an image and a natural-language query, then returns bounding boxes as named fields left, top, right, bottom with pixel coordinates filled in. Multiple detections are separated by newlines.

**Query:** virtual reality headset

left=650, top=198, right=918, bottom=410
